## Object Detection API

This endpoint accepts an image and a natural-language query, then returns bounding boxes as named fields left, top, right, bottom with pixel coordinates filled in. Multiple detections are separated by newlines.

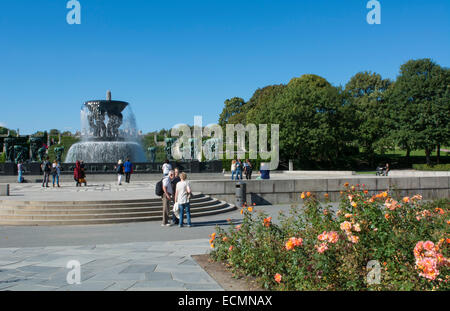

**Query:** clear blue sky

left=0, top=0, right=449, bottom=134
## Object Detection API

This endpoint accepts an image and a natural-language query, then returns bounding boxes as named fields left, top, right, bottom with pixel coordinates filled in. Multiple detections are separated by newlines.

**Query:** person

left=17, top=161, right=24, bottom=183
left=259, top=162, right=270, bottom=180
left=175, top=172, right=192, bottom=228
left=170, top=168, right=182, bottom=225
left=74, top=160, right=83, bottom=187
left=231, top=160, right=237, bottom=180
left=384, top=163, right=390, bottom=176
left=51, top=160, right=61, bottom=187
left=162, top=159, right=172, bottom=177
left=79, top=160, right=87, bottom=186
left=41, top=156, right=52, bottom=188
left=161, top=170, right=175, bottom=226
left=124, top=158, right=133, bottom=183
left=236, top=159, right=243, bottom=180
left=244, top=159, right=253, bottom=180
left=115, top=160, right=125, bottom=185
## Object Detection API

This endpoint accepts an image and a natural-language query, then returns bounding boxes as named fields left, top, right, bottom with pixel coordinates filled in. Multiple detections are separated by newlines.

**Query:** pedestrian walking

left=79, top=160, right=87, bottom=186
left=231, top=160, right=237, bottom=180
left=244, top=159, right=253, bottom=180
left=236, top=159, right=243, bottom=180
left=41, top=157, right=51, bottom=188
left=74, top=160, right=83, bottom=187
left=175, top=172, right=192, bottom=227
left=51, top=160, right=61, bottom=187
left=161, top=170, right=175, bottom=226
left=115, top=160, right=125, bottom=185
left=17, top=161, right=24, bottom=183
left=124, top=158, right=133, bottom=183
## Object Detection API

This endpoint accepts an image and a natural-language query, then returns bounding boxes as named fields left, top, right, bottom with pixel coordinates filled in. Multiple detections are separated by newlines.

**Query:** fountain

left=65, top=91, right=148, bottom=163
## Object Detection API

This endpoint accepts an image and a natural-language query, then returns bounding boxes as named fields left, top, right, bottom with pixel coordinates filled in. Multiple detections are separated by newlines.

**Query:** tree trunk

left=425, top=147, right=431, bottom=166
left=405, top=146, right=410, bottom=158
left=436, top=144, right=440, bottom=164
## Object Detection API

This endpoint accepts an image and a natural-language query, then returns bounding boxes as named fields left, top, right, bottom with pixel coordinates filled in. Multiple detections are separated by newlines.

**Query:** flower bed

left=209, top=184, right=449, bottom=290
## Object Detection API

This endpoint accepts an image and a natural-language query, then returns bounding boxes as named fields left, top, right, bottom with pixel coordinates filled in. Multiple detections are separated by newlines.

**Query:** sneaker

left=165, top=223, right=172, bottom=227
left=187, top=224, right=192, bottom=227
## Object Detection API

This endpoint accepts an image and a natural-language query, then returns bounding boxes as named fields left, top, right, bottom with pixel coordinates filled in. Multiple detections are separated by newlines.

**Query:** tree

left=247, top=74, right=347, bottom=167
left=344, top=71, right=392, bottom=165
left=389, top=59, right=450, bottom=164
left=218, top=97, right=246, bottom=127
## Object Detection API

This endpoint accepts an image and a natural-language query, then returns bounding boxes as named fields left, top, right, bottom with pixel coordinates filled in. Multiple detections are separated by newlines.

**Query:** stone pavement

left=0, top=239, right=222, bottom=291
left=0, top=203, right=318, bottom=291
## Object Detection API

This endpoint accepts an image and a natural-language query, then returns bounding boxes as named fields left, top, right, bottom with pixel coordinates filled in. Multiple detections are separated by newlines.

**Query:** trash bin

left=235, top=181, right=247, bottom=207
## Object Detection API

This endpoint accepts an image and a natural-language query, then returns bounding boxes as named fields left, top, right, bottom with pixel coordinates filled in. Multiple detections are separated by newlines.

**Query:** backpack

left=155, top=178, right=164, bottom=196
left=44, top=161, right=52, bottom=173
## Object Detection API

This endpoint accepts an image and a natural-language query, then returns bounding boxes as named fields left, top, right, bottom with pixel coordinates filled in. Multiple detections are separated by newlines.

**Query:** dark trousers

left=42, top=173, right=50, bottom=187
left=245, top=169, right=252, bottom=180
left=125, top=172, right=131, bottom=183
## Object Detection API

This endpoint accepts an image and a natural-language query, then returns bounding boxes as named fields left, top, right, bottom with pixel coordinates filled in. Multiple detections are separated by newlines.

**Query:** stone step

left=0, top=197, right=215, bottom=210
left=0, top=203, right=236, bottom=226
left=0, top=201, right=228, bottom=217
left=0, top=194, right=209, bottom=208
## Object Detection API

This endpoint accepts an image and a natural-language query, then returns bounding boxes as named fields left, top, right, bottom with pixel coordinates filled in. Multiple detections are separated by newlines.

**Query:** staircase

left=0, top=194, right=236, bottom=226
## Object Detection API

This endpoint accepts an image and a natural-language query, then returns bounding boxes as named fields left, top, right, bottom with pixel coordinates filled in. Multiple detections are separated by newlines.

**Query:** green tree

left=389, top=59, right=450, bottom=164
left=344, top=71, right=392, bottom=165
left=218, top=97, right=246, bottom=126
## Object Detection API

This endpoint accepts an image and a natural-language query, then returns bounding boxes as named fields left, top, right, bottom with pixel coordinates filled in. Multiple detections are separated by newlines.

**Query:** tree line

left=218, top=58, right=450, bottom=169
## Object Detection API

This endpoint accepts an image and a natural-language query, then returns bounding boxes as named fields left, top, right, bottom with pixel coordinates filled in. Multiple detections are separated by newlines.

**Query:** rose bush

left=209, top=184, right=449, bottom=290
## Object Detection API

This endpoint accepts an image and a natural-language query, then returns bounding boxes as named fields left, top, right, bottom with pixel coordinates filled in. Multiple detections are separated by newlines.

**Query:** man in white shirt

left=162, top=159, right=172, bottom=176
left=161, top=170, right=174, bottom=226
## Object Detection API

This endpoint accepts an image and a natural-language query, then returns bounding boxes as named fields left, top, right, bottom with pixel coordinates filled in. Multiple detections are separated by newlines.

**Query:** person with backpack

left=160, top=170, right=175, bottom=226
left=162, top=159, right=172, bottom=177
left=41, top=156, right=51, bottom=188
left=115, top=160, right=125, bottom=185
left=236, top=159, right=243, bottom=180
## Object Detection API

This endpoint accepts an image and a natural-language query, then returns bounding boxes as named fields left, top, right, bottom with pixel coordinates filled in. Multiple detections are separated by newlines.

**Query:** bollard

left=0, top=184, right=10, bottom=196
left=235, top=181, right=247, bottom=207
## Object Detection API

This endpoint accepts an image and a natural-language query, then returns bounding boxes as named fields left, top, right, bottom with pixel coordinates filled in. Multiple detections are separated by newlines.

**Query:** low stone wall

left=190, top=176, right=450, bottom=205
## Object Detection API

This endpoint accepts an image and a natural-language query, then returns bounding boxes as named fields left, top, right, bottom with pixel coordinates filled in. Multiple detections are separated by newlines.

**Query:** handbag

left=173, top=202, right=180, bottom=219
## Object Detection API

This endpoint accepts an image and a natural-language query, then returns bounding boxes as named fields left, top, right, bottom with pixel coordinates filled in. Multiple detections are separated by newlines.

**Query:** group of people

left=160, top=161, right=193, bottom=228
left=114, top=158, right=133, bottom=185
left=39, top=157, right=62, bottom=187
left=230, top=159, right=252, bottom=180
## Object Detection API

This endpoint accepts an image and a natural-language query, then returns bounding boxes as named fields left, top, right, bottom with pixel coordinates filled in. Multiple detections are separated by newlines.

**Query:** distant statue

left=14, top=145, right=28, bottom=164
left=54, top=146, right=65, bottom=163
left=164, top=138, right=176, bottom=160
left=38, top=146, right=47, bottom=162
left=148, top=147, right=157, bottom=163
left=4, top=138, right=15, bottom=162
left=30, top=137, right=43, bottom=162
left=203, top=138, right=222, bottom=161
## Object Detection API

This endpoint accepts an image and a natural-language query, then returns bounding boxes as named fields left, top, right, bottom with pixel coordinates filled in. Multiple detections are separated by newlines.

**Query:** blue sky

left=0, top=0, right=449, bottom=134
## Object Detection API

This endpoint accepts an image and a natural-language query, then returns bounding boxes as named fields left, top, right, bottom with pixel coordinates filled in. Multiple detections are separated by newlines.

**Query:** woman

left=174, top=172, right=192, bottom=227
left=115, top=160, right=124, bottom=185
left=74, top=161, right=82, bottom=187
left=244, top=159, right=253, bottom=180
left=51, top=160, right=61, bottom=187
left=231, top=160, right=237, bottom=180
left=17, top=161, right=24, bottom=183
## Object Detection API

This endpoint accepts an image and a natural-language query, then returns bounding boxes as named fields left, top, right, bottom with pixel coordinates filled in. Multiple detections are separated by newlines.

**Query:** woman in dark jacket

left=74, top=161, right=82, bottom=187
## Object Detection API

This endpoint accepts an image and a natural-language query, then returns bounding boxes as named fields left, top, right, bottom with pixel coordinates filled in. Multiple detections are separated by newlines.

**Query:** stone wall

left=189, top=176, right=450, bottom=205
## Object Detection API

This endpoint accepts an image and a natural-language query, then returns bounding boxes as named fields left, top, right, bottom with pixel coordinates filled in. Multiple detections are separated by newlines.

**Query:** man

left=41, top=156, right=51, bottom=188
left=162, top=159, right=172, bottom=177
left=170, top=168, right=182, bottom=225
left=124, top=158, right=133, bottom=183
left=161, top=170, right=175, bottom=226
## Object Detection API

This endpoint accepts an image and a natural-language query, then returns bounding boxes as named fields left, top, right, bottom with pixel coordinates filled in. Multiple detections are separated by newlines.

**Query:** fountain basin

left=65, top=141, right=147, bottom=163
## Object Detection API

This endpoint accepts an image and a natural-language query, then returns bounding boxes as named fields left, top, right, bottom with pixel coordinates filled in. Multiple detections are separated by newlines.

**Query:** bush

left=413, top=164, right=450, bottom=171
left=209, top=185, right=449, bottom=290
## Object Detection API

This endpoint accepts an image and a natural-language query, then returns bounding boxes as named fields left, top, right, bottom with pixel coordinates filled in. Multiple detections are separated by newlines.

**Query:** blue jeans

left=52, top=174, right=59, bottom=186
left=236, top=169, right=242, bottom=180
left=18, top=171, right=23, bottom=183
left=179, top=203, right=191, bottom=227
left=231, top=170, right=236, bottom=180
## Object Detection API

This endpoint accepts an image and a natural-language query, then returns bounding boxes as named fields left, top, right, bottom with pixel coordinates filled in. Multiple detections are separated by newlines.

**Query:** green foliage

left=412, top=164, right=450, bottom=171
left=47, top=136, right=80, bottom=162
left=0, top=152, right=5, bottom=163
left=218, top=97, right=247, bottom=127
left=388, top=59, right=450, bottom=163
left=210, top=187, right=449, bottom=291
